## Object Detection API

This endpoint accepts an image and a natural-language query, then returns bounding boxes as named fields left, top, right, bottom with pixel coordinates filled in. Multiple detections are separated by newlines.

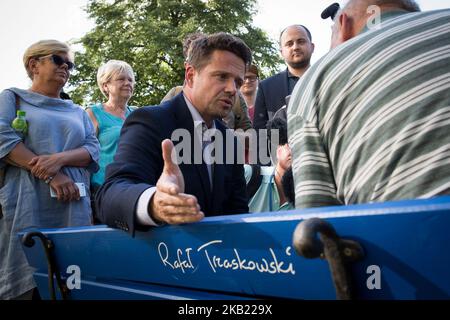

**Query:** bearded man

left=253, top=25, right=315, bottom=131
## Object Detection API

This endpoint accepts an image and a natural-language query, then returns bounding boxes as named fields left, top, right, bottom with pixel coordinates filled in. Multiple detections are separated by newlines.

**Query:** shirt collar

left=287, top=69, right=299, bottom=79
left=359, top=10, right=411, bottom=35
left=183, top=93, right=216, bottom=130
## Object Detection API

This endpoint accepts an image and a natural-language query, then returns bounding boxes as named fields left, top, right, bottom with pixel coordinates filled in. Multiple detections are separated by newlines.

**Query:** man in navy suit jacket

left=95, top=33, right=251, bottom=234
left=253, top=25, right=315, bottom=131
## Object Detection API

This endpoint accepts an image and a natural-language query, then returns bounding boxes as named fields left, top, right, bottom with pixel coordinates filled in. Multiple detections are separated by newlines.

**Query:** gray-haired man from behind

left=288, top=0, right=450, bottom=208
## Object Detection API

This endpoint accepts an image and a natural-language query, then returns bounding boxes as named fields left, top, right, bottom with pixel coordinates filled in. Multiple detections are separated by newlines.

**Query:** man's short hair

left=374, top=0, right=420, bottom=12
left=187, top=32, right=252, bottom=71
left=266, top=117, right=288, bottom=146
left=279, top=25, right=313, bottom=45
left=182, top=32, right=206, bottom=59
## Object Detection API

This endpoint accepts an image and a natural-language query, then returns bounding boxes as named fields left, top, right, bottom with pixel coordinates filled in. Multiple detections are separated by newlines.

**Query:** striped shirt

left=287, top=9, right=450, bottom=208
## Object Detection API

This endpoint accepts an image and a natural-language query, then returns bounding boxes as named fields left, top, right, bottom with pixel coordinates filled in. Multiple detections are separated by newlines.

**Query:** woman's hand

left=29, top=154, right=63, bottom=180
left=49, top=172, right=80, bottom=202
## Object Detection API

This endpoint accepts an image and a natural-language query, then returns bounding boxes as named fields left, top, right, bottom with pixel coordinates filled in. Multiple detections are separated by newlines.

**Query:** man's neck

left=183, top=92, right=214, bottom=128
left=203, top=118, right=214, bottom=128
left=287, top=64, right=310, bottom=78
left=354, top=7, right=411, bottom=36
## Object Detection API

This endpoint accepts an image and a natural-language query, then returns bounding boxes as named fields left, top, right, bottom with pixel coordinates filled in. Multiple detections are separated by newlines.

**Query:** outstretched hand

left=149, top=139, right=204, bottom=225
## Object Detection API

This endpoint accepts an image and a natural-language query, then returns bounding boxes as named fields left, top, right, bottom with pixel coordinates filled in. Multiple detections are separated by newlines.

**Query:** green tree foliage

left=68, top=0, right=282, bottom=107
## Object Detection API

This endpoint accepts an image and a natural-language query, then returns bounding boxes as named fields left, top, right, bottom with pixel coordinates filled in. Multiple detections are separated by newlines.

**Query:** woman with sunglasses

left=86, top=60, right=136, bottom=197
left=0, top=40, right=99, bottom=299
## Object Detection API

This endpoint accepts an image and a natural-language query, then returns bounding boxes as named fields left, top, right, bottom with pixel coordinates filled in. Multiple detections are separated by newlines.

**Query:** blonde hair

left=23, top=40, right=72, bottom=80
left=97, top=60, right=135, bottom=97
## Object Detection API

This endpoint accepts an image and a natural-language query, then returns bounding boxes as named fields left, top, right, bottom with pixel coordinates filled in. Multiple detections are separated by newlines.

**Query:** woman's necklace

left=104, top=103, right=126, bottom=119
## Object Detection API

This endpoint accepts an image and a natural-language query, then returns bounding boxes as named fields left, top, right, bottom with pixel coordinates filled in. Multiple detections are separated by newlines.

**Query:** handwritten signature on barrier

left=157, top=240, right=296, bottom=275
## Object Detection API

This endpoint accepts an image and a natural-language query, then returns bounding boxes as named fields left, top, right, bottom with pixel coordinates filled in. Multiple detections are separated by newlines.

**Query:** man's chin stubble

left=288, top=60, right=310, bottom=69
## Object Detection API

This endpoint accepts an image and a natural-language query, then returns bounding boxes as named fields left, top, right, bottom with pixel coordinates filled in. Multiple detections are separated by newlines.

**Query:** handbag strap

left=14, top=92, right=20, bottom=112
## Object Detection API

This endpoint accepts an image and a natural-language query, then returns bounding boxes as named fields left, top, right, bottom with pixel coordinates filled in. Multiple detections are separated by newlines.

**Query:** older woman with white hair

left=86, top=60, right=136, bottom=191
left=0, top=40, right=99, bottom=299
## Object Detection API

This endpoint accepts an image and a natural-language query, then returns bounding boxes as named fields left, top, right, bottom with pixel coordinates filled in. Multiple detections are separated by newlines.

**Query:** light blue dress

left=0, top=88, right=100, bottom=299
left=244, top=165, right=294, bottom=213
left=88, top=103, right=135, bottom=188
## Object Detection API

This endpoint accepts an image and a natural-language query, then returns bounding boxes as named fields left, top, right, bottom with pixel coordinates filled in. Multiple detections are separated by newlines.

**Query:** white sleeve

left=136, top=187, right=162, bottom=226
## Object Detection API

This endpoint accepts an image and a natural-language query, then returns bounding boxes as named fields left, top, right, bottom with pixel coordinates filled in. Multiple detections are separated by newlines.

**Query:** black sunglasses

left=41, top=54, right=75, bottom=71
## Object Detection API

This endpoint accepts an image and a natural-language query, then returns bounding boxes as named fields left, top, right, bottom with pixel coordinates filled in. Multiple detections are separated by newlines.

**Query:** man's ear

left=185, top=63, right=195, bottom=88
left=339, top=12, right=354, bottom=42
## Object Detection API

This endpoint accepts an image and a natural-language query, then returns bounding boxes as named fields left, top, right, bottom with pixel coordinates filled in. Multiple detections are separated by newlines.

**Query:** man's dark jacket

left=95, top=93, right=249, bottom=234
left=253, top=69, right=290, bottom=130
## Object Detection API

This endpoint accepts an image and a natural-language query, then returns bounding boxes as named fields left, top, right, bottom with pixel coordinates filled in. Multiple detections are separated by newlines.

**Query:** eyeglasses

left=244, top=76, right=258, bottom=83
left=40, top=54, right=75, bottom=71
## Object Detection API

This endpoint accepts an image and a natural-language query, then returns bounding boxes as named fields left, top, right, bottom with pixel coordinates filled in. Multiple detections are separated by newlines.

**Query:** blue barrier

left=19, top=196, right=450, bottom=300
